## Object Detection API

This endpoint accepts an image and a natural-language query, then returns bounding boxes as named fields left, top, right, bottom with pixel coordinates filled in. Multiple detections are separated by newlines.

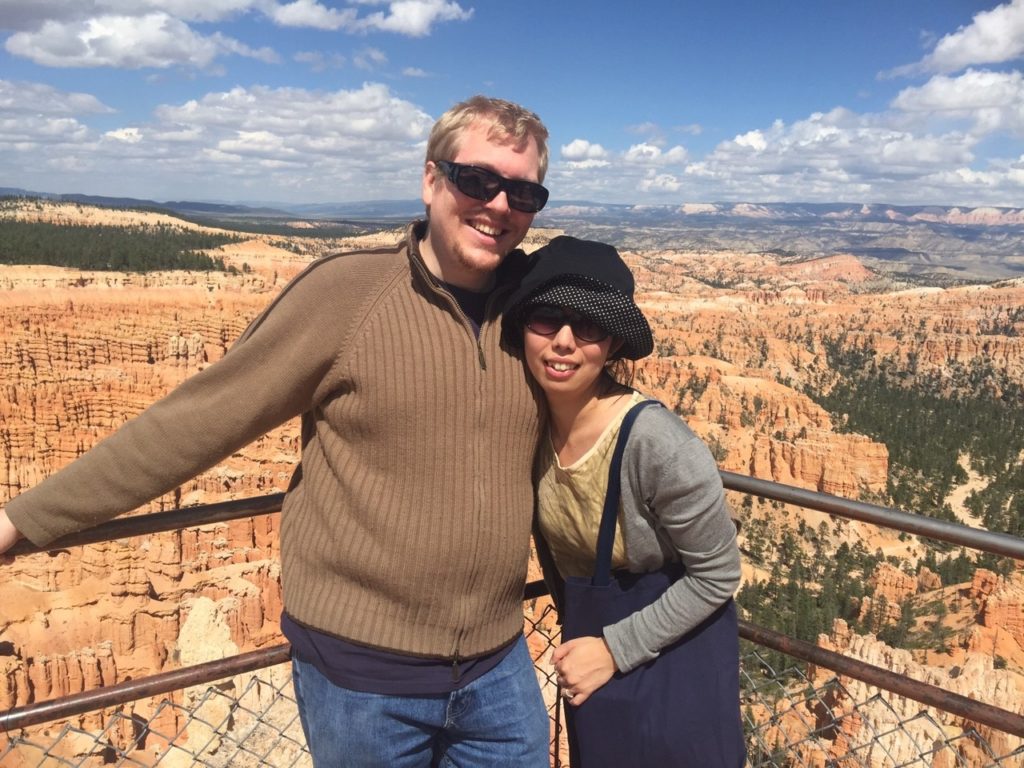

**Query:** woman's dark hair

left=604, top=358, right=636, bottom=388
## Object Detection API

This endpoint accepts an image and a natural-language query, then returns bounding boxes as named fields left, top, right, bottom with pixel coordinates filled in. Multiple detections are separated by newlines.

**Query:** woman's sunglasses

left=525, top=306, right=609, bottom=343
left=435, top=160, right=549, bottom=214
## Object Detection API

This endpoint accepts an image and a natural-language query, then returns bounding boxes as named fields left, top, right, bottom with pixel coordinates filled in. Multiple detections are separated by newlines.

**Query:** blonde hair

left=425, top=95, right=549, bottom=181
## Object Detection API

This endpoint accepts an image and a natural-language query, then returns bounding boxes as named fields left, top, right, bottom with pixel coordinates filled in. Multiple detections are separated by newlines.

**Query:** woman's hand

left=552, top=636, right=617, bottom=706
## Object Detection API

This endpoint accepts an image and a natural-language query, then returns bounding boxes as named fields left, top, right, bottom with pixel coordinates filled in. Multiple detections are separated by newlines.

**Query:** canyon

left=0, top=201, right=1021, bottom=766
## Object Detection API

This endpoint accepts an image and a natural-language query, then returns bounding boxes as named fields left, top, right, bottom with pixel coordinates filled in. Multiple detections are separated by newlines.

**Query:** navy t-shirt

left=282, top=614, right=517, bottom=694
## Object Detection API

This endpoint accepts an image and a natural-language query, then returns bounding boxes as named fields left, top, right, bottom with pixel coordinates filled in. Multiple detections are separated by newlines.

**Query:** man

left=0, top=95, right=552, bottom=766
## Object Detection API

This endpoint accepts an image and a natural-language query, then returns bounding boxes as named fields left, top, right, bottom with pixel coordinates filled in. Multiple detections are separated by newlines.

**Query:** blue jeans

left=291, top=636, right=550, bottom=767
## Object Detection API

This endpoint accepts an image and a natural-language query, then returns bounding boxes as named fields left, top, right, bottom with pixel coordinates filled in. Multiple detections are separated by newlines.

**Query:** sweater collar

left=406, top=219, right=531, bottom=296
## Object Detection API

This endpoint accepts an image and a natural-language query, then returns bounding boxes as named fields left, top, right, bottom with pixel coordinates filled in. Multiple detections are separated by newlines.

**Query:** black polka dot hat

left=503, top=236, right=654, bottom=360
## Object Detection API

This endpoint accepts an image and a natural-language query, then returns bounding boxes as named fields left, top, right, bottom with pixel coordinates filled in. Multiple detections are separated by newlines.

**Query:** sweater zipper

left=411, top=255, right=488, bottom=371
left=450, top=632, right=464, bottom=682
left=445, top=290, right=486, bottom=370
left=413, top=245, right=500, bottom=655
left=451, top=651, right=461, bottom=682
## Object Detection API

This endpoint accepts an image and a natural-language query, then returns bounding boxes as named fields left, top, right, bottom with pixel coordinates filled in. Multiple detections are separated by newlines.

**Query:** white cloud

left=3, top=1, right=1021, bottom=208
left=149, top=126, right=203, bottom=142
left=106, top=127, right=143, bottom=143
left=622, top=142, right=687, bottom=165
left=706, top=108, right=977, bottom=178
left=5, top=13, right=275, bottom=69
left=633, top=104, right=1005, bottom=205
left=551, top=103, right=1013, bottom=204
left=0, top=81, right=105, bottom=168
left=352, top=0, right=473, bottom=36
left=294, top=50, right=347, bottom=72
left=353, top=47, right=388, bottom=70
left=623, top=143, right=660, bottom=163
left=156, top=82, right=431, bottom=140
left=0, top=79, right=113, bottom=116
left=0, top=1, right=84, bottom=30
left=214, top=33, right=279, bottom=63
left=563, top=159, right=611, bottom=170
left=892, top=69, right=1024, bottom=137
left=561, top=139, right=608, bottom=161
left=887, top=0, right=1024, bottom=76
left=638, top=171, right=681, bottom=193
left=2, top=0, right=471, bottom=72
left=674, top=123, right=703, bottom=136
left=270, top=0, right=359, bottom=29
left=625, top=121, right=671, bottom=148
left=554, top=132, right=696, bottom=203
left=113, top=0, right=258, bottom=24
left=0, top=114, right=90, bottom=148
left=879, top=134, right=974, bottom=169
left=922, top=0, right=1024, bottom=73
left=0, top=0, right=263, bottom=29
left=550, top=140, right=691, bottom=201
left=734, top=129, right=767, bottom=152
left=217, top=130, right=295, bottom=161
left=0, top=79, right=436, bottom=202
left=663, top=146, right=687, bottom=163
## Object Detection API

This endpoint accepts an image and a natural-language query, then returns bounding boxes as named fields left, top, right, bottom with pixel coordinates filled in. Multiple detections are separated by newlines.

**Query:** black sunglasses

left=435, top=160, right=549, bottom=213
left=524, top=306, right=609, bottom=343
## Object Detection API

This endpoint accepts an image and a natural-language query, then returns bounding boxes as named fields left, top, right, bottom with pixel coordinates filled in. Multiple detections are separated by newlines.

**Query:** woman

left=504, top=236, right=747, bottom=767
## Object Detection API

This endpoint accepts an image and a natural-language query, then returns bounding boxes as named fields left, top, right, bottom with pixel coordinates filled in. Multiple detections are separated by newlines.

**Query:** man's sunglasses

left=525, top=306, right=609, bottom=343
left=435, top=160, right=549, bottom=213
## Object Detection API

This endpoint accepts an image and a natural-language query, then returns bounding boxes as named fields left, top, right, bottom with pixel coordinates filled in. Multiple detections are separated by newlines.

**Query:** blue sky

left=2, top=0, right=1023, bottom=207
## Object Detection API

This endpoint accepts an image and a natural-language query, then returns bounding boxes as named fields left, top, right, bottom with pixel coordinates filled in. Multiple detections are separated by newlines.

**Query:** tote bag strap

left=592, top=399, right=664, bottom=586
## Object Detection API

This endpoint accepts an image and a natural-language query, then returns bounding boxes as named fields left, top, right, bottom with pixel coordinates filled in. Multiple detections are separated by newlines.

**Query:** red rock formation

left=859, top=563, right=918, bottom=626
left=0, top=213, right=330, bottom=755
left=809, top=618, right=1024, bottom=767
left=635, top=355, right=889, bottom=496
left=778, top=254, right=875, bottom=283
left=918, top=566, right=942, bottom=592
left=2, top=203, right=1021, bottom=763
left=966, top=570, right=1024, bottom=670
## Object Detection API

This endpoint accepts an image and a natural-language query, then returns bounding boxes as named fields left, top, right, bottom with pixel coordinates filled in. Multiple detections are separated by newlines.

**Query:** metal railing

left=720, top=471, right=1024, bottom=561
left=3, top=473, right=1023, bottom=767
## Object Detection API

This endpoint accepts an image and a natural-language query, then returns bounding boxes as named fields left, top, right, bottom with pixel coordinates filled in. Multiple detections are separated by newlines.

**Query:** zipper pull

left=451, top=653, right=461, bottom=682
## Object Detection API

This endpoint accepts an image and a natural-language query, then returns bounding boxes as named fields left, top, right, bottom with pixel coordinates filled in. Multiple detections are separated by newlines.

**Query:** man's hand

left=552, top=635, right=617, bottom=706
left=0, top=509, right=22, bottom=565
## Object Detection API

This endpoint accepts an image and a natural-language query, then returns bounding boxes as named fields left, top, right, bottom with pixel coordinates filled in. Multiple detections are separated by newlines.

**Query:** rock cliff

left=0, top=203, right=391, bottom=759
left=1, top=202, right=1021, bottom=763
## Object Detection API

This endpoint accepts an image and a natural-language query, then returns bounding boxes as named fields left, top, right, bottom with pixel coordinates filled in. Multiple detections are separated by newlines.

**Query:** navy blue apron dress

left=560, top=400, right=747, bottom=767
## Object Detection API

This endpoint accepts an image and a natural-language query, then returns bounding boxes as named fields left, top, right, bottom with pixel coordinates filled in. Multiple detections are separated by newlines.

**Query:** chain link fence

left=739, top=641, right=1024, bottom=768
left=2, top=605, right=1022, bottom=767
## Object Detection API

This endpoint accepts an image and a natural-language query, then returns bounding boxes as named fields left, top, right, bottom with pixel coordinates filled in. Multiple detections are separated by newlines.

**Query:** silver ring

left=563, top=690, right=574, bottom=700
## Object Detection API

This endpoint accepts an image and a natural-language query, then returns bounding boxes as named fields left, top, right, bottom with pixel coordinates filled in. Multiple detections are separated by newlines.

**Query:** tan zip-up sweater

left=7, top=221, right=543, bottom=660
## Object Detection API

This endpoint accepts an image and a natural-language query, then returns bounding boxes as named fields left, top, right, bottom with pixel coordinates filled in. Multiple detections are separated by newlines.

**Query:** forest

left=736, top=508, right=1005, bottom=673
left=816, top=335, right=1023, bottom=537
left=736, top=332, right=1020, bottom=666
left=0, top=219, right=239, bottom=272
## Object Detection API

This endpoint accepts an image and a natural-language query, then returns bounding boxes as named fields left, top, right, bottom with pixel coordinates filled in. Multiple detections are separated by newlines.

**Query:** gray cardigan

left=536, top=401, right=741, bottom=674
